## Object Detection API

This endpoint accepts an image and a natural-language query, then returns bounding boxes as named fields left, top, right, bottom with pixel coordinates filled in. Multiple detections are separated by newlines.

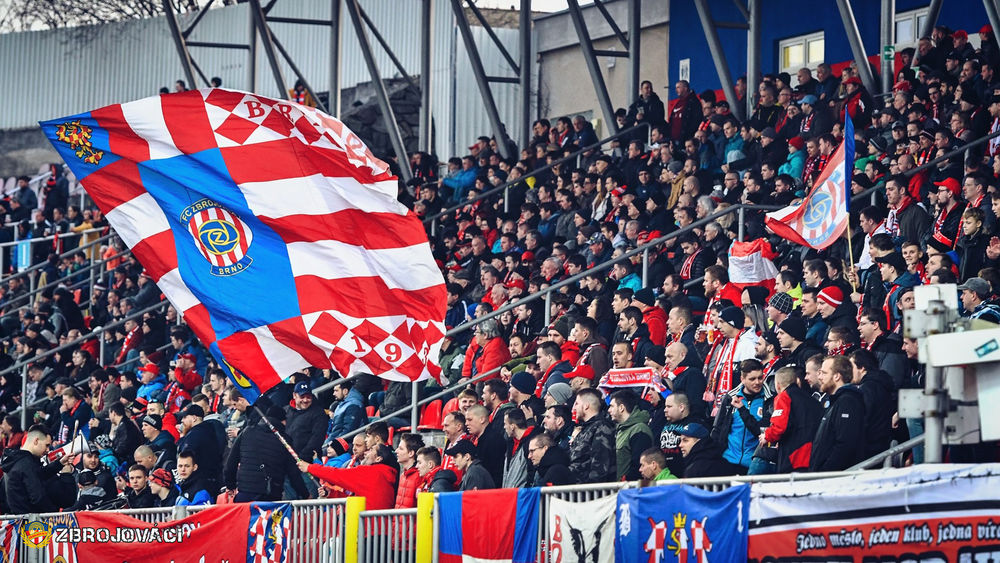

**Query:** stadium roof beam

left=693, top=0, right=744, bottom=122
left=344, top=0, right=413, bottom=181
left=984, top=0, right=1000, bottom=59
left=163, top=0, right=200, bottom=89
left=920, top=0, right=944, bottom=40
left=881, top=0, right=895, bottom=94
left=450, top=0, right=516, bottom=159
left=566, top=0, right=620, bottom=135
left=747, top=0, right=760, bottom=122
left=835, top=0, right=879, bottom=95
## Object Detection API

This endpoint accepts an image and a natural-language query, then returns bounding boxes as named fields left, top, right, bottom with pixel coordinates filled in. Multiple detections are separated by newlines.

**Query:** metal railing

left=424, top=123, right=651, bottom=235
left=358, top=508, right=418, bottom=563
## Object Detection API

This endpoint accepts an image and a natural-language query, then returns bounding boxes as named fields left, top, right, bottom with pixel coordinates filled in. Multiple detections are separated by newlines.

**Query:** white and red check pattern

left=77, top=89, right=446, bottom=391
left=249, top=506, right=291, bottom=563
left=0, top=520, right=17, bottom=563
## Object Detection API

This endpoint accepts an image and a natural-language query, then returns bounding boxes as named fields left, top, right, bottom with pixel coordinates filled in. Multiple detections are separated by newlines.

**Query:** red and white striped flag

left=43, top=90, right=447, bottom=399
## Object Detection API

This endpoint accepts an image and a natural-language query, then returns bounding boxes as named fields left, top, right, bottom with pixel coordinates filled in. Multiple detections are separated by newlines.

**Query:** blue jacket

left=884, top=271, right=920, bottom=329
left=174, top=341, right=208, bottom=375
left=442, top=167, right=478, bottom=198
left=617, top=272, right=642, bottom=292
left=328, top=388, right=366, bottom=439
left=137, top=374, right=168, bottom=402
left=778, top=150, right=806, bottom=180
left=711, top=384, right=772, bottom=469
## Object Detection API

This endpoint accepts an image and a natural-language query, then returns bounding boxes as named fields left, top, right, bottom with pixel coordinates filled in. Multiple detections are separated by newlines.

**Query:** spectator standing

left=761, top=367, right=822, bottom=472
left=1, top=428, right=74, bottom=513
left=677, top=422, right=732, bottom=478
left=224, top=406, right=309, bottom=502
left=568, top=389, right=616, bottom=484
left=286, top=382, right=328, bottom=462
left=175, top=451, right=213, bottom=506
left=711, top=360, right=773, bottom=473
left=327, top=379, right=366, bottom=440
left=149, top=468, right=180, bottom=507
left=445, top=439, right=495, bottom=491
left=609, top=390, right=654, bottom=481
left=809, top=356, right=866, bottom=471
left=393, top=433, right=425, bottom=509
left=465, top=405, right=506, bottom=486
left=638, top=448, right=676, bottom=481
left=297, top=444, right=400, bottom=509
left=125, top=464, right=155, bottom=508
left=529, top=433, right=573, bottom=486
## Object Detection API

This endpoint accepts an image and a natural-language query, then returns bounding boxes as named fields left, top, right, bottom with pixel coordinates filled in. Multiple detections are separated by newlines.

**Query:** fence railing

left=9, top=497, right=350, bottom=563
left=358, top=508, right=418, bottom=563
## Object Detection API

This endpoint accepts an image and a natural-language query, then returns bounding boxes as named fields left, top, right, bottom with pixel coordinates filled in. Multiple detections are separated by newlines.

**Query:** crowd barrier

left=3, top=470, right=861, bottom=563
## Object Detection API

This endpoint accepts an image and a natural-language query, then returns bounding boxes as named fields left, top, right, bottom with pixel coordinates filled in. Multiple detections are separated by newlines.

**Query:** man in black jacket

left=809, top=356, right=866, bottom=471
left=529, top=433, right=573, bottom=486
left=664, top=343, right=708, bottom=419
left=176, top=404, right=224, bottom=494
left=465, top=405, right=506, bottom=486
left=850, top=350, right=895, bottom=459
left=224, top=406, right=309, bottom=502
left=777, top=318, right=823, bottom=369
left=677, top=422, right=732, bottom=478
left=858, top=309, right=909, bottom=390
left=125, top=464, right=156, bottom=508
left=108, top=403, right=142, bottom=463
left=285, top=382, right=329, bottom=461
left=1, top=428, right=74, bottom=513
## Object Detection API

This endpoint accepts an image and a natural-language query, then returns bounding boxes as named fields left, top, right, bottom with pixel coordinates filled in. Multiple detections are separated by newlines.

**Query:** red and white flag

left=43, top=90, right=447, bottom=399
left=728, top=238, right=778, bottom=293
left=765, top=116, right=856, bottom=249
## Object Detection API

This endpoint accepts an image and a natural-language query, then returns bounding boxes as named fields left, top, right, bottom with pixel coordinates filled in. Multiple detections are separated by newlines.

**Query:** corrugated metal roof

left=0, top=0, right=528, bottom=160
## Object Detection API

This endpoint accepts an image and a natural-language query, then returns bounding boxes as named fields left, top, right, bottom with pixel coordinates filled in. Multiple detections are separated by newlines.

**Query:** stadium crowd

left=4, top=22, right=1000, bottom=514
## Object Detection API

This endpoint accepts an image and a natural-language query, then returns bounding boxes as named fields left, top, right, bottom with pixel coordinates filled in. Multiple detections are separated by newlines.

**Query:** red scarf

left=680, top=249, right=702, bottom=279
left=705, top=330, right=745, bottom=412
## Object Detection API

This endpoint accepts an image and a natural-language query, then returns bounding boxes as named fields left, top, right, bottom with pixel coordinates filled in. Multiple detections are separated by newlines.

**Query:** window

left=895, top=8, right=929, bottom=50
left=778, top=32, right=825, bottom=75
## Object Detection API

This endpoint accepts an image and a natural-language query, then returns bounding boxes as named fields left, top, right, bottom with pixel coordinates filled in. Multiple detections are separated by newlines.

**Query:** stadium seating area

left=4, top=21, right=1000, bottom=514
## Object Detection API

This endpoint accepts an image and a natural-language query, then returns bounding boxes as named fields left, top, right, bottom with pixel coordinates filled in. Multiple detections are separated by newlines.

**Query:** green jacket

left=615, top=408, right=654, bottom=481
left=655, top=467, right=676, bottom=481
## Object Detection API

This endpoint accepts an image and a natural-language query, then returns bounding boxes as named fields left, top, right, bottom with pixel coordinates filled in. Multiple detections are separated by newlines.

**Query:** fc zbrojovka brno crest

left=181, top=198, right=253, bottom=276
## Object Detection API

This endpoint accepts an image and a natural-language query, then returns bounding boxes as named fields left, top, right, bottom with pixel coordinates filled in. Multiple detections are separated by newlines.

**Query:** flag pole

left=844, top=230, right=857, bottom=294
left=253, top=405, right=321, bottom=488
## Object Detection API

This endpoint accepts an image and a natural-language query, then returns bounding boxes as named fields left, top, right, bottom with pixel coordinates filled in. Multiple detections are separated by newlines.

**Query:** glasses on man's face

left=528, top=447, right=542, bottom=454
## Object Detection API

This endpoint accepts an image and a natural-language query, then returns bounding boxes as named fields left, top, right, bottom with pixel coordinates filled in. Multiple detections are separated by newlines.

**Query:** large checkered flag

left=42, top=90, right=447, bottom=401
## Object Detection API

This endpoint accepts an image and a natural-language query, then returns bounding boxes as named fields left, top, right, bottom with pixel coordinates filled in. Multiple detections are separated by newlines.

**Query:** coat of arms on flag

left=765, top=116, right=856, bottom=250
left=41, top=89, right=448, bottom=401
left=248, top=503, right=291, bottom=563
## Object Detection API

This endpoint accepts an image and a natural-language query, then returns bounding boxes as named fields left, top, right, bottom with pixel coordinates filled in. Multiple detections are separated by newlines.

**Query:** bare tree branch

left=0, top=0, right=215, bottom=33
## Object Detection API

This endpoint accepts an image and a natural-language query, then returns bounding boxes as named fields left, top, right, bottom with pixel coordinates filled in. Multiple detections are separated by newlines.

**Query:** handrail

left=446, top=202, right=783, bottom=338
left=848, top=127, right=1000, bottom=206
left=848, top=434, right=925, bottom=470
left=1, top=229, right=120, bottom=286
left=339, top=363, right=504, bottom=441
left=424, top=123, right=651, bottom=227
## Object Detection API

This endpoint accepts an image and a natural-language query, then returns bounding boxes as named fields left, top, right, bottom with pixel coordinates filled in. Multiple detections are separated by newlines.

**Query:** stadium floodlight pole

left=834, top=0, right=877, bottom=95
left=344, top=0, right=413, bottom=182
left=519, top=0, right=532, bottom=150
left=248, top=9, right=258, bottom=92
left=162, top=0, right=199, bottom=89
left=628, top=0, right=641, bottom=109
left=450, top=0, right=513, bottom=159
left=248, top=0, right=289, bottom=98
left=880, top=0, right=895, bottom=94
left=919, top=0, right=944, bottom=41
left=746, top=0, right=760, bottom=120
left=420, top=0, right=433, bottom=153
left=985, top=0, right=1000, bottom=52
left=329, top=0, right=341, bottom=116
left=693, top=0, right=744, bottom=122
left=566, top=0, right=619, bottom=135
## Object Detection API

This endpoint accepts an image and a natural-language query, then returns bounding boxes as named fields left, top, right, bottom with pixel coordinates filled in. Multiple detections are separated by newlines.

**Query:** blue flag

left=615, top=484, right=750, bottom=562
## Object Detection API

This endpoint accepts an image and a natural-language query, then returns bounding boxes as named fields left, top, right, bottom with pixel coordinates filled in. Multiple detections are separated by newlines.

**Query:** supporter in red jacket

left=461, top=318, right=511, bottom=382
left=633, top=288, right=668, bottom=347
left=393, top=433, right=425, bottom=509
left=297, top=444, right=399, bottom=510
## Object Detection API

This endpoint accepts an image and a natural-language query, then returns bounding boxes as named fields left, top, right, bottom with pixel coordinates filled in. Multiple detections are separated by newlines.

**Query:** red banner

left=34, top=502, right=291, bottom=562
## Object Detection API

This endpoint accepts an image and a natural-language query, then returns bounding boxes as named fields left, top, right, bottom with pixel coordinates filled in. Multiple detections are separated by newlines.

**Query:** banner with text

left=748, top=464, right=1000, bottom=562
left=25, top=502, right=290, bottom=562
left=616, top=484, right=749, bottom=562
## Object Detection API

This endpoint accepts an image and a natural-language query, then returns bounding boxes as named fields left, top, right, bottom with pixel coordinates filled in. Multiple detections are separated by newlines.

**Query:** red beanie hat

left=817, top=286, right=844, bottom=308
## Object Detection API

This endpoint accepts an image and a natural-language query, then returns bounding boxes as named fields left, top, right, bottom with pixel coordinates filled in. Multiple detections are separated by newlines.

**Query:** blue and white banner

left=615, top=484, right=750, bottom=562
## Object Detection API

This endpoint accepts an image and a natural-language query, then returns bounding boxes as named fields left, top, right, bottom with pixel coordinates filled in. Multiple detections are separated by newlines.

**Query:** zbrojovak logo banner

left=615, top=484, right=749, bottom=562
left=547, top=494, right=616, bottom=563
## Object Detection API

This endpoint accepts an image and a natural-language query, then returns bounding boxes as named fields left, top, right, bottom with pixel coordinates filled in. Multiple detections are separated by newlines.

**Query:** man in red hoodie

left=297, top=443, right=399, bottom=510
left=460, top=318, right=510, bottom=383
left=632, top=288, right=667, bottom=347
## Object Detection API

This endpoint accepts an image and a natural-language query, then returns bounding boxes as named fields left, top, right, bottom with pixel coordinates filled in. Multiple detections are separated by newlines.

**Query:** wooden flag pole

left=844, top=226, right=857, bottom=294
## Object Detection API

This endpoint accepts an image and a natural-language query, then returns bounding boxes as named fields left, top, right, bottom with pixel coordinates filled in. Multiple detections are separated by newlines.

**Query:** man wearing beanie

left=876, top=252, right=920, bottom=332
left=815, top=286, right=859, bottom=337
left=224, top=405, right=309, bottom=502
left=704, top=306, right=757, bottom=415
left=776, top=318, right=822, bottom=369
left=509, top=371, right=537, bottom=406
